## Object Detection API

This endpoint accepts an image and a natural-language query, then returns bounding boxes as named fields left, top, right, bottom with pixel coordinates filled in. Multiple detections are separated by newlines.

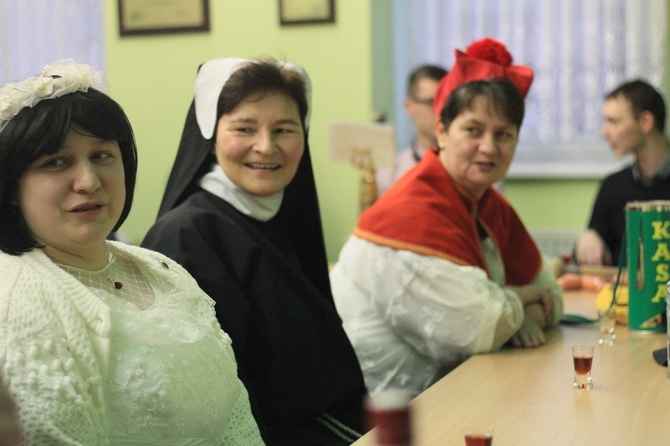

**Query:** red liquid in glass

left=573, top=355, right=593, bottom=374
left=465, top=434, right=492, bottom=446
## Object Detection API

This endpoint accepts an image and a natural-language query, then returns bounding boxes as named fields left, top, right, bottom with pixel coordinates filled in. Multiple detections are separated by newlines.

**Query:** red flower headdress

left=433, top=37, right=534, bottom=116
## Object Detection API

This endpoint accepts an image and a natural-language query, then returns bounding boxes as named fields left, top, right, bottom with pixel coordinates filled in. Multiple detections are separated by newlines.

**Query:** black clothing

left=143, top=191, right=366, bottom=444
left=588, top=165, right=670, bottom=265
left=143, top=65, right=367, bottom=445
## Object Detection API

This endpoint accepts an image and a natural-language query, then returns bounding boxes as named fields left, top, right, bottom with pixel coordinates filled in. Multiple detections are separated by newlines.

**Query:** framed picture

left=279, top=0, right=335, bottom=26
left=118, top=0, right=210, bottom=36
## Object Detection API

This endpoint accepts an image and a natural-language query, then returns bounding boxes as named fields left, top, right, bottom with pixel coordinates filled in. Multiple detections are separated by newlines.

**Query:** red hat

left=433, top=37, right=534, bottom=116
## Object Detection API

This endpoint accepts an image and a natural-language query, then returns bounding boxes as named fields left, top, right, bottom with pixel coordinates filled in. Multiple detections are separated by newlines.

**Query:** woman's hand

left=508, top=284, right=554, bottom=325
left=576, top=229, right=612, bottom=266
left=509, top=304, right=547, bottom=348
left=509, top=317, right=545, bottom=348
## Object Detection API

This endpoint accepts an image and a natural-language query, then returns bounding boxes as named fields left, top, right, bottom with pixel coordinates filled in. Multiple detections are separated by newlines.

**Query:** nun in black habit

left=142, top=58, right=367, bottom=445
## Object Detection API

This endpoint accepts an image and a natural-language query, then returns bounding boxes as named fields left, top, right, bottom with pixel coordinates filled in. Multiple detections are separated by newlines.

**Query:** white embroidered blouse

left=330, top=235, right=563, bottom=397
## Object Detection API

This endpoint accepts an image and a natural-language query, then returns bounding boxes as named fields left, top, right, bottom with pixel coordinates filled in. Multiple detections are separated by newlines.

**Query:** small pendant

left=108, top=277, right=123, bottom=289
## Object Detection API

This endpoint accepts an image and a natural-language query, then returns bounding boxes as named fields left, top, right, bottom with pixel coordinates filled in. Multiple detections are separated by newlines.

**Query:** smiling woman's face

left=435, top=96, right=518, bottom=199
left=214, top=90, right=305, bottom=197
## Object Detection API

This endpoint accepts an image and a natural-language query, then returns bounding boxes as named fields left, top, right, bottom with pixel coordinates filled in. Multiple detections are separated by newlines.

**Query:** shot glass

left=598, top=306, right=616, bottom=346
left=572, top=345, right=594, bottom=389
left=463, top=427, right=493, bottom=446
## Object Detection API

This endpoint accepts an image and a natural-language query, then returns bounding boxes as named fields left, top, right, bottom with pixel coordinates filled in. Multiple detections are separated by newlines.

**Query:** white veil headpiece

left=194, top=57, right=312, bottom=140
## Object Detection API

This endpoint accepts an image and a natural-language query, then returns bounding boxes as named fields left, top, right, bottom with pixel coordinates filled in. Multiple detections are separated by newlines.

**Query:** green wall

left=105, top=1, right=665, bottom=262
left=504, top=180, right=598, bottom=230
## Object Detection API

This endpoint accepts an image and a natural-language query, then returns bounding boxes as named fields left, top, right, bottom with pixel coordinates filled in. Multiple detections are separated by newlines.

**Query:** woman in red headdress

left=330, top=38, right=564, bottom=397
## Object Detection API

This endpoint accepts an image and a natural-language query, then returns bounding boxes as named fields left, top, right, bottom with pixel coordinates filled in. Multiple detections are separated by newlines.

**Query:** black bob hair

left=0, top=88, right=138, bottom=255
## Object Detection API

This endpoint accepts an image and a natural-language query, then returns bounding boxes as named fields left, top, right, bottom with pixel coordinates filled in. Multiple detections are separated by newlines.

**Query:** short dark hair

left=217, top=60, right=309, bottom=128
left=606, top=79, right=666, bottom=133
left=0, top=88, right=138, bottom=255
left=439, top=78, right=525, bottom=130
left=407, top=64, right=448, bottom=96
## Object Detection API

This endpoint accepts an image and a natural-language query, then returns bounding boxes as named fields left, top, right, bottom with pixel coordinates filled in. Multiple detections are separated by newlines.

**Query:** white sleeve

left=0, top=268, right=108, bottom=445
left=1, top=330, right=109, bottom=445
left=332, top=236, right=524, bottom=365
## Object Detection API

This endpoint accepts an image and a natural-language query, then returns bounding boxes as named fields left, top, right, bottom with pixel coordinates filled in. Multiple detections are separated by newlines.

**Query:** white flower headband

left=0, top=59, right=108, bottom=132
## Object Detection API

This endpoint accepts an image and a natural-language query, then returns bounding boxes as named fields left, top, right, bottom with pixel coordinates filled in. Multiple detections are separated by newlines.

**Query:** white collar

left=198, top=163, right=283, bottom=221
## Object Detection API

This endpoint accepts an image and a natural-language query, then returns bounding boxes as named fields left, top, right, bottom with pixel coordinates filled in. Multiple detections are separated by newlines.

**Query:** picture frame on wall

left=279, top=0, right=335, bottom=26
left=118, top=0, right=210, bottom=36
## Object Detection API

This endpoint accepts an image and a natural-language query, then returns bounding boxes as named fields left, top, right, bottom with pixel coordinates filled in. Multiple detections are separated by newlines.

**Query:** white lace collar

left=198, top=163, right=283, bottom=221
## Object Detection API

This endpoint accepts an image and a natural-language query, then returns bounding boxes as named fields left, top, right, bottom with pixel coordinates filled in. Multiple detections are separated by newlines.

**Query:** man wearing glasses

left=376, top=64, right=448, bottom=196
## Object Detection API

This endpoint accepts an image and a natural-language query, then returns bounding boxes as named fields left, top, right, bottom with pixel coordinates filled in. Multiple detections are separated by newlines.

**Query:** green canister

left=625, top=201, right=670, bottom=333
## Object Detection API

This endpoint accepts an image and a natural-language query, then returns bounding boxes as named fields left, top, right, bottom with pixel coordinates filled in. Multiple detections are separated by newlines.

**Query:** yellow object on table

left=595, top=283, right=629, bottom=325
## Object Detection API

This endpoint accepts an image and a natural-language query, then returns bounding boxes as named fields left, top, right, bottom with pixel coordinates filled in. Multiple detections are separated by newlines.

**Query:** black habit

left=142, top=59, right=367, bottom=445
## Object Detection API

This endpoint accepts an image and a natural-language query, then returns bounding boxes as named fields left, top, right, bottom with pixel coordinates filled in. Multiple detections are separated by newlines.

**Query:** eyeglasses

left=410, top=96, right=434, bottom=106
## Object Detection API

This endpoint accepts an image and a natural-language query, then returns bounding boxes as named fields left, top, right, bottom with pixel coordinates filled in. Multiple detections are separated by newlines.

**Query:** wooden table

left=353, top=290, right=669, bottom=445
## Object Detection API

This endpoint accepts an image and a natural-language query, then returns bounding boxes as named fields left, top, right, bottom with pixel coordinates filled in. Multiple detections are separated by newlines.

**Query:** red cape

left=355, top=150, right=541, bottom=286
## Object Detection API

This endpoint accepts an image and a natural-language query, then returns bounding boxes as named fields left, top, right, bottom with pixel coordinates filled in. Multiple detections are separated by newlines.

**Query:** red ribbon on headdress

left=433, top=37, right=534, bottom=116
